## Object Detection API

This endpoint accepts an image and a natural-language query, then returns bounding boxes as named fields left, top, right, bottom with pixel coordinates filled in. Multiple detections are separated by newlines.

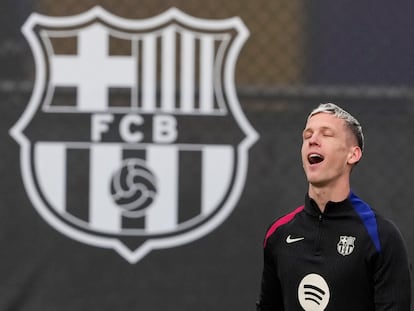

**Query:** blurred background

left=1, top=0, right=413, bottom=310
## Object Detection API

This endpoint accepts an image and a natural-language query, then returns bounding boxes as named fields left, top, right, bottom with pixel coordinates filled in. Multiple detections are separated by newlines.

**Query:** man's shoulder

left=349, top=193, right=406, bottom=252
left=374, top=212, right=407, bottom=246
left=263, top=205, right=305, bottom=247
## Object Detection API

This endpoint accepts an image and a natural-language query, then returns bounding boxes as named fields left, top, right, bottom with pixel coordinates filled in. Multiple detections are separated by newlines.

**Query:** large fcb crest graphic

left=10, top=7, right=258, bottom=263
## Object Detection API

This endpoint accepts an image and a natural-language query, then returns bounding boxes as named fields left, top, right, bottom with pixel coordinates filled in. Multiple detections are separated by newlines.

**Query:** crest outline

left=10, top=6, right=258, bottom=263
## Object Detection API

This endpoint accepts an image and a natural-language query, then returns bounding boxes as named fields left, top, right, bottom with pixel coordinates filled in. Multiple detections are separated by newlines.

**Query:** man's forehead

left=305, top=112, right=345, bottom=128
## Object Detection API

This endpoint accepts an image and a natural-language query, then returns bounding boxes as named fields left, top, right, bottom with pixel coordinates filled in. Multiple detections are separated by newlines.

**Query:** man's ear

left=348, top=146, right=363, bottom=165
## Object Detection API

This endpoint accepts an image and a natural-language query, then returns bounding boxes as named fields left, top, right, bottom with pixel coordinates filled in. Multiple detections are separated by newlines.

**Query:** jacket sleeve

left=256, top=243, right=284, bottom=311
left=373, top=221, right=411, bottom=310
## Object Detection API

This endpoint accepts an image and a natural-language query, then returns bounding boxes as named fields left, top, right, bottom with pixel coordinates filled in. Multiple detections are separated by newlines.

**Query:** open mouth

left=308, top=153, right=324, bottom=165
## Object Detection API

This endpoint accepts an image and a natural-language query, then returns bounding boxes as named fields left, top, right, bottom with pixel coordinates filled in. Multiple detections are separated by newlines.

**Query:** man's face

left=301, top=112, right=359, bottom=188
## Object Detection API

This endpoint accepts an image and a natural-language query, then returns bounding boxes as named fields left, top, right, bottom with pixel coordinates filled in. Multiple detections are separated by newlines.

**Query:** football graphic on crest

left=110, top=158, right=157, bottom=218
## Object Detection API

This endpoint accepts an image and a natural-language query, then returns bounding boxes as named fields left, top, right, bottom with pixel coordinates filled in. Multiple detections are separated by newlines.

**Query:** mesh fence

left=3, top=1, right=414, bottom=95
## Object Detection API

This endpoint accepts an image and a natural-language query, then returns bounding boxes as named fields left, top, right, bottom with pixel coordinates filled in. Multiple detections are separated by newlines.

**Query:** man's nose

left=308, top=133, right=320, bottom=146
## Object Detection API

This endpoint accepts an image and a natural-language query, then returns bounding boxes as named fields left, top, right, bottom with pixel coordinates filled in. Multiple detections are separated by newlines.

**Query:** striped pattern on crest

left=43, top=24, right=231, bottom=115
left=34, top=142, right=234, bottom=236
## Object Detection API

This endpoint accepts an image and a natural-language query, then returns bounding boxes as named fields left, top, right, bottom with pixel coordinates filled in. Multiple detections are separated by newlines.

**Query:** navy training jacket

left=257, top=192, right=411, bottom=311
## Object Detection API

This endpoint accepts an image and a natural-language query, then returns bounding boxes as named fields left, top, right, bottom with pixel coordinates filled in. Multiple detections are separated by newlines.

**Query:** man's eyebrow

left=302, top=125, right=335, bottom=134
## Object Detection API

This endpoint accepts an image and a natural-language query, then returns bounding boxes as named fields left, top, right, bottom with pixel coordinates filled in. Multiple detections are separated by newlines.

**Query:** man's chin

left=307, top=177, right=328, bottom=188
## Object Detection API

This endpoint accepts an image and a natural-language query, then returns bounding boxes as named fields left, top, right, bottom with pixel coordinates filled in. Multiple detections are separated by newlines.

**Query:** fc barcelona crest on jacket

left=10, top=7, right=258, bottom=263
left=337, top=236, right=356, bottom=256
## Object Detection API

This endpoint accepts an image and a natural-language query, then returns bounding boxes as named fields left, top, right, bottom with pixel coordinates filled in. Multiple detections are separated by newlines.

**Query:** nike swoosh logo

left=286, top=235, right=305, bottom=243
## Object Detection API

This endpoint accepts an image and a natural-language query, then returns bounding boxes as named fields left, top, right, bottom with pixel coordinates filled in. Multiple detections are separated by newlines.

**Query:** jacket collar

left=304, top=191, right=355, bottom=218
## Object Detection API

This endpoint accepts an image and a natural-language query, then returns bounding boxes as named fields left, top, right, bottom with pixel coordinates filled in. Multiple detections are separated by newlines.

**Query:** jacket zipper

left=315, top=213, right=323, bottom=255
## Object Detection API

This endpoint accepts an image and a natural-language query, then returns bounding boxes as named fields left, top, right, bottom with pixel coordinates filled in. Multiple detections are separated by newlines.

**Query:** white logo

left=10, top=7, right=258, bottom=263
left=286, top=235, right=305, bottom=244
left=298, top=273, right=330, bottom=311
left=337, top=235, right=356, bottom=256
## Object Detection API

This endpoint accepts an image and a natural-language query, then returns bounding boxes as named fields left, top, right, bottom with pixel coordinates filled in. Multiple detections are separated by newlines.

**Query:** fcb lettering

left=91, top=113, right=178, bottom=143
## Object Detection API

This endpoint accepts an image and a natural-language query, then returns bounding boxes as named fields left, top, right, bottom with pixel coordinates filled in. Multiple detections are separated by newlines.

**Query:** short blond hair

left=308, top=103, right=364, bottom=151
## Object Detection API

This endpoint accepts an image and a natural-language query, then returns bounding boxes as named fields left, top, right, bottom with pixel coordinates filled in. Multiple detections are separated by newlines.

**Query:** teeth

left=308, top=153, right=324, bottom=164
left=309, top=154, right=322, bottom=159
